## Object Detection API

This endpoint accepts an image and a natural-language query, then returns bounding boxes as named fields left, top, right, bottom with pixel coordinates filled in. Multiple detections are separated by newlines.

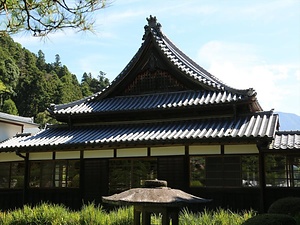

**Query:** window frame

left=0, top=161, right=25, bottom=189
left=265, top=154, right=300, bottom=188
left=29, top=159, right=80, bottom=189
left=189, top=154, right=259, bottom=188
left=108, top=157, right=157, bottom=194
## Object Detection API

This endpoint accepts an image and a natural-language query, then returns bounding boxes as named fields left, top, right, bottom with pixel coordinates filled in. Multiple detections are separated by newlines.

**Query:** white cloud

left=197, top=41, right=300, bottom=115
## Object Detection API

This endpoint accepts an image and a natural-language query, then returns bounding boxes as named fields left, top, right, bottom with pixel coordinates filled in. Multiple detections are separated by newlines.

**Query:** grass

left=179, top=208, right=255, bottom=225
left=0, top=203, right=256, bottom=225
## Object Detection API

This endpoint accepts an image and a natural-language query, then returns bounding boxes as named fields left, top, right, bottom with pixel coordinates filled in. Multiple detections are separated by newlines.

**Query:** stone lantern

left=102, top=180, right=211, bottom=225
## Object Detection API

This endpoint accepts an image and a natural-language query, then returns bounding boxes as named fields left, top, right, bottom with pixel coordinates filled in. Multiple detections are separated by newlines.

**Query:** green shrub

left=180, top=208, right=255, bottom=225
left=79, top=203, right=106, bottom=225
left=1, top=203, right=79, bottom=225
left=0, top=203, right=256, bottom=225
left=268, top=197, right=300, bottom=216
left=242, top=214, right=296, bottom=225
left=294, top=213, right=300, bottom=225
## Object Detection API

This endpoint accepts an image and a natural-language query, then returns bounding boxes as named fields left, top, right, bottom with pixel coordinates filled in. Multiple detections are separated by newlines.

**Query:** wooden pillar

left=23, top=152, right=29, bottom=205
left=79, top=150, right=84, bottom=205
left=184, top=146, right=190, bottom=191
left=259, top=150, right=266, bottom=212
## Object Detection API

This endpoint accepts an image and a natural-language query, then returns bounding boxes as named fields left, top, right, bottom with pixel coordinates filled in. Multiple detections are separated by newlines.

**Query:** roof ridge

left=276, top=130, right=300, bottom=134
left=91, top=89, right=245, bottom=100
left=147, top=20, right=256, bottom=96
left=160, top=35, right=255, bottom=95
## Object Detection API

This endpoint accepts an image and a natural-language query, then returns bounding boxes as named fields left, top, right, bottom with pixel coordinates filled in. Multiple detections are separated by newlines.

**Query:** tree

left=2, top=99, right=18, bottom=115
left=0, top=0, right=109, bottom=36
left=81, top=71, right=109, bottom=94
left=0, top=80, right=10, bottom=107
left=35, top=110, right=58, bottom=129
left=36, top=50, right=46, bottom=70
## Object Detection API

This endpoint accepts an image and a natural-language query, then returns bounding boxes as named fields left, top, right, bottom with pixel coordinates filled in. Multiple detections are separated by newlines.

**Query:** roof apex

left=143, top=15, right=162, bottom=40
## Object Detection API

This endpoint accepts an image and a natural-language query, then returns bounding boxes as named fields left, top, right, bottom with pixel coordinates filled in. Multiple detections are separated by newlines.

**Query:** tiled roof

left=116, top=17, right=253, bottom=93
left=0, top=112, right=278, bottom=152
left=50, top=16, right=260, bottom=115
left=53, top=90, right=248, bottom=115
left=271, top=131, right=300, bottom=150
left=108, top=16, right=254, bottom=96
left=0, top=112, right=35, bottom=125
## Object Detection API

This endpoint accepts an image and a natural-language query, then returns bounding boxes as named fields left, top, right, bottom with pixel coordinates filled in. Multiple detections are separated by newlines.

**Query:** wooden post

left=23, top=152, right=29, bottom=205
left=258, top=148, right=266, bottom=212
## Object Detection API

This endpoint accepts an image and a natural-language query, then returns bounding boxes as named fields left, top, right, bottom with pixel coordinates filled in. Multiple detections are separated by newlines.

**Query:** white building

left=0, top=112, right=40, bottom=142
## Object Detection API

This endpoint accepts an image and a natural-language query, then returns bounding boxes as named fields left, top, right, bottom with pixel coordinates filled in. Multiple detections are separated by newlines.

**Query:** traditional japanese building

left=0, top=16, right=299, bottom=212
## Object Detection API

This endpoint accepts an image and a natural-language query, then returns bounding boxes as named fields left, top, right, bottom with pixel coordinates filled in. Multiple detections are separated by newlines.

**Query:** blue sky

left=12, top=0, right=300, bottom=116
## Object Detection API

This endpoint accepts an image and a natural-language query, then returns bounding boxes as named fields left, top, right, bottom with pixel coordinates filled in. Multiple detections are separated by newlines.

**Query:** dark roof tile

left=53, top=90, right=249, bottom=115
left=0, top=112, right=278, bottom=151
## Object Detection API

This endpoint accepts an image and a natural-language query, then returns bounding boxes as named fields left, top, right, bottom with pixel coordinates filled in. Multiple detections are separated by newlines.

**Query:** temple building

left=0, top=16, right=299, bottom=212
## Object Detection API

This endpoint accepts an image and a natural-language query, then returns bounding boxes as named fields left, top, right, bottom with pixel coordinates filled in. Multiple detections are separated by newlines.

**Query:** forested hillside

left=0, top=35, right=109, bottom=127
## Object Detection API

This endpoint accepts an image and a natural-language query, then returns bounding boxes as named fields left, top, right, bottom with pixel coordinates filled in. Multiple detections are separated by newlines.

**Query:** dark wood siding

left=83, top=159, right=108, bottom=204
left=157, top=156, right=187, bottom=190
left=189, top=187, right=261, bottom=211
left=0, top=190, right=23, bottom=210
left=27, top=189, right=81, bottom=209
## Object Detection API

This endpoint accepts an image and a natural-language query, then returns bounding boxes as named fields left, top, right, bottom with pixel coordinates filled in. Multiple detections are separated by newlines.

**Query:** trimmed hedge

left=241, top=214, right=296, bottom=225
left=268, top=197, right=300, bottom=216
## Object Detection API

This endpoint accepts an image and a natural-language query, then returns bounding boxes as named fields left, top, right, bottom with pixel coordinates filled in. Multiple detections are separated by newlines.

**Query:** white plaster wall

left=0, top=122, right=22, bottom=142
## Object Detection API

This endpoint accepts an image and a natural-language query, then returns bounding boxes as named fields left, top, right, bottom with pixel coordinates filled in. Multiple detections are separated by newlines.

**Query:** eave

left=0, top=111, right=278, bottom=153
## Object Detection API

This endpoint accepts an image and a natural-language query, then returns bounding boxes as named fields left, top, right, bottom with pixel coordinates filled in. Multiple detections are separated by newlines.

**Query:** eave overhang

left=0, top=111, right=278, bottom=153
left=50, top=90, right=260, bottom=123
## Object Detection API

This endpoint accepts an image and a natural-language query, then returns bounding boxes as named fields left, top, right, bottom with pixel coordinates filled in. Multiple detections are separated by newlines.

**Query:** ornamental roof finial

left=143, top=15, right=162, bottom=40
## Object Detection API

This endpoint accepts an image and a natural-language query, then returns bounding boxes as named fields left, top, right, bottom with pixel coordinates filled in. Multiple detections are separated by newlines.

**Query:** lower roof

left=271, top=131, right=300, bottom=150
left=0, top=112, right=278, bottom=152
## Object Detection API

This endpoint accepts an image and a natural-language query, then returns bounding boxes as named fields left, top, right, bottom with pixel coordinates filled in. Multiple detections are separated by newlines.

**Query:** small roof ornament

left=143, top=15, right=162, bottom=40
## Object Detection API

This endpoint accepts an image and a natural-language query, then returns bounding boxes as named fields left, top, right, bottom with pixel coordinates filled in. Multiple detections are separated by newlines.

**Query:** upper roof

left=53, top=90, right=252, bottom=115
left=49, top=16, right=261, bottom=118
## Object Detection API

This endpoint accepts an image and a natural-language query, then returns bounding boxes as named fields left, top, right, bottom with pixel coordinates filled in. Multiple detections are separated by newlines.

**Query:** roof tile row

left=271, top=131, right=300, bottom=150
left=54, top=90, right=246, bottom=115
left=0, top=112, right=278, bottom=151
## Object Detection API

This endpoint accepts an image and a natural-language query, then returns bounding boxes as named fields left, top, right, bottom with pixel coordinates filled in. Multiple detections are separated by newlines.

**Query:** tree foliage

left=0, top=0, right=109, bottom=36
left=0, top=34, right=110, bottom=125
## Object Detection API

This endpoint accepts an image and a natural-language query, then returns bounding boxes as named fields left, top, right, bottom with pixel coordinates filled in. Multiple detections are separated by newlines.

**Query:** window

left=109, top=159, right=157, bottom=194
left=190, top=155, right=259, bottom=187
left=265, top=155, right=300, bottom=187
left=0, top=162, right=25, bottom=189
left=29, top=160, right=80, bottom=188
